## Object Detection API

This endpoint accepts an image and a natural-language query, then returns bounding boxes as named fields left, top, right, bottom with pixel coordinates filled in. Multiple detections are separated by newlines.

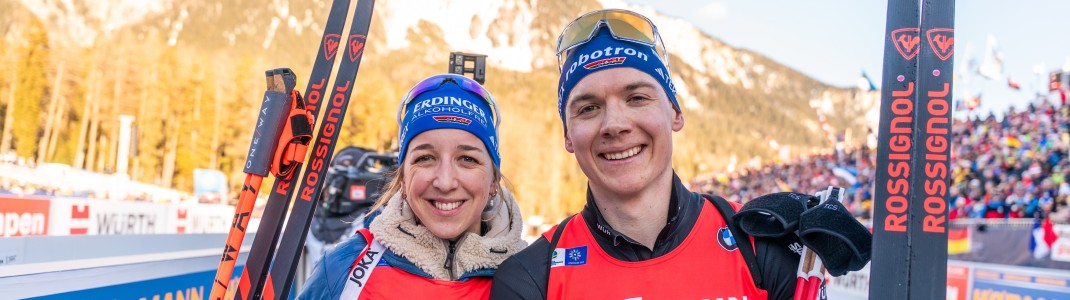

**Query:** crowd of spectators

left=0, top=151, right=188, bottom=202
left=693, top=98, right=1070, bottom=223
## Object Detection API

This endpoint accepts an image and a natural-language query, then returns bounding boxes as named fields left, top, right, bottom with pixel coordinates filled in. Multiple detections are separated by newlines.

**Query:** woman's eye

left=460, top=156, right=480, bottom=164
left=413, top=155, right=433, bottom=163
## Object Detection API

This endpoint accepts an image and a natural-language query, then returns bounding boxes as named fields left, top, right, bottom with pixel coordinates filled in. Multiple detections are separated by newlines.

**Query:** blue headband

left=398, top=81, right=500, bottom=167
left=558, top=27, right=679, bottom=123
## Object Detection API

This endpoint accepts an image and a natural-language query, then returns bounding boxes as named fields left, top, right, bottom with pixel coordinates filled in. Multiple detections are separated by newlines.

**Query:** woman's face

left=402, top=128, right=496, bottom=240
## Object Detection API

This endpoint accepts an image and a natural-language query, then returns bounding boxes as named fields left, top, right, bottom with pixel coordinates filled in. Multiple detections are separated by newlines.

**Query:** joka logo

left=433, top=115, right=472, bottom=125
left=890, top=27, right=920, bottom=60
left=349, top=249, right=380, bottom=287
left=324, top=34, right=341, bottom=61
left=926, top=28, right=955, bottom=61
left=348, top=34, right=367, bottom=63
left=583, top=57, right=626, bottom=70
left=717, top=226, right=738, bottom=251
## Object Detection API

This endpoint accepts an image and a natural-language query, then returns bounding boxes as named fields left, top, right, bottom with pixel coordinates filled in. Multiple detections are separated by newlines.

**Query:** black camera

left=449, top=52, right=487, bottom=84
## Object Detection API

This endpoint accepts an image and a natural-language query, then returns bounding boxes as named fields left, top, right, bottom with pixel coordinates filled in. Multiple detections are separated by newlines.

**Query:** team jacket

left=299, top=191, right=527, bottom=300
left=490, top=173, right=804, bottom=300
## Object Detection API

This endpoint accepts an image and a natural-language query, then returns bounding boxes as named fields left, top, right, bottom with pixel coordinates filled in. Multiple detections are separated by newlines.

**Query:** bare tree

left=75, top=70, right=96, bottom=169
left=46, top=91, right=66, bottom=162
left=38, top=62, right=64, bottom=164
left=0, top=67, right=13, bottom=154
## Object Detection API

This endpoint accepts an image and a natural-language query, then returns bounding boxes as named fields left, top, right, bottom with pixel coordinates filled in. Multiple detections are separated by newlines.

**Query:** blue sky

left=624, top=0, right=1070, bottom=117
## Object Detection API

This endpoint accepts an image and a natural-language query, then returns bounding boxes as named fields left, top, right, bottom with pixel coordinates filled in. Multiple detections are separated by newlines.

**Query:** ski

left=907, top=0, right=954, bottom=298
left=234, top=0, right=353, bottom=298
left=869, top=0, right=922, bottom=298
left=262, top=1, right=377, bottom=299
left=870, top=0, right=955, bottom=299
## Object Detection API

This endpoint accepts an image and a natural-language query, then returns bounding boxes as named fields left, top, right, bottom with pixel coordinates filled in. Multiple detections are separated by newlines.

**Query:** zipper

left=444, top=240, right=458, bottom=279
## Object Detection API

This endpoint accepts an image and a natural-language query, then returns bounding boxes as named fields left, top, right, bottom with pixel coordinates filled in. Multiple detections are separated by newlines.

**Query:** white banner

left=173, top=204, right=232, bottom=234
left=49, top=198, right=171, bottom=235
left=45, top=198, right=231, bottom=235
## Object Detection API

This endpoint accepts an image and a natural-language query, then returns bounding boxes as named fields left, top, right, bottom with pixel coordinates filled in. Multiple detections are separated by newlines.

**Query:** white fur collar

left=368, top=188, right=527, bottom=280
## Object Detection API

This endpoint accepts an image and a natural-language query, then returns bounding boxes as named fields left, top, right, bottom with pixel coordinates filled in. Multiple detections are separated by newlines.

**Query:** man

left=491, top=9, right=805, bottom=299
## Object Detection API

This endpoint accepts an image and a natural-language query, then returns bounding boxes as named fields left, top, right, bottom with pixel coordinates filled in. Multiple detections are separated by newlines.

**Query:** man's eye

left=578, top=104, right=599, bottom=114
left=629, top=95, right=652, bottom=102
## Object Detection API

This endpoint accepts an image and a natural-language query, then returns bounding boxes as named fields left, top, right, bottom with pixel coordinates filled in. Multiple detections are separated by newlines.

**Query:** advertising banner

left=971, top=265, right=1070, bottom=300
left=25, top=267, right=246, bottom=300
left=49, top=198, right=171, bottom=235
left=0, top=195, right=50, bottom=237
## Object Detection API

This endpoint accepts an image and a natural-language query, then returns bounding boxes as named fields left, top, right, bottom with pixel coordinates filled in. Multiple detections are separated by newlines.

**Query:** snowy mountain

left=5, top=0, right=878, bottom=217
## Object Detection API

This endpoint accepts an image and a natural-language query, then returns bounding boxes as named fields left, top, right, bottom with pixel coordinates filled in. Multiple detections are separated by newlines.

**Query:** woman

left=299, top=73, right=526, bottom=299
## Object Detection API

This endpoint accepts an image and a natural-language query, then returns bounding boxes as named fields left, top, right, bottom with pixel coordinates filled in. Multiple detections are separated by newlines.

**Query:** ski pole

left=209, top=69, right=297, bottom=300
left=794, top=187, right=841, bottom=300
left=794, top=248, right=820, bottom=300
left=237, top=72, right=316, bottom=300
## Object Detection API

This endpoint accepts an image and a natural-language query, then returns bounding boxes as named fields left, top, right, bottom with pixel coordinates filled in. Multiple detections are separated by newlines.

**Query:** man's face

left=562, top=67, right=684, bottom=199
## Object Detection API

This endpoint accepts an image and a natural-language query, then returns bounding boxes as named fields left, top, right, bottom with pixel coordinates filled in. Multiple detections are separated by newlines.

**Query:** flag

left=948, top=227, right=970, bottom=255
left=1008, top=77, right=1021, bottom=90
left=832, top=167, right=859, bottom=185
left=1005, top=134, right=1022, bottom=148
left=1031, top=218, right=1058, bottom=259
left=955, top=99, right=968, bottom=111
left=1052, top=72, right=1064, bottom=92
left=858, top=71, right=878, bottom=91
left=979, top=35, right=1003, bottom=80
left=967, top=94, right=981, bottom=110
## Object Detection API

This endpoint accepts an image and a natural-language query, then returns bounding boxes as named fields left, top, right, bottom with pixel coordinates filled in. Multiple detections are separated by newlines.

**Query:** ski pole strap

left=340, top=228, right=385, bottom=299
left=732, top=192, right=816, bottom=237
left=797, top=187, right=872, bottom=276
left=704, top=194, right=763, bottom=287
left=271, top=89, right=315, bottom=179
left=244, top=69, right=297, bottom=176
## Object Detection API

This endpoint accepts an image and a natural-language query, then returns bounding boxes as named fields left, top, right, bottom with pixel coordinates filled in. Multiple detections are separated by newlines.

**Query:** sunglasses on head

left=555, top=9, right=668, bottom=71
left=396, top=74, right=500, bottom=128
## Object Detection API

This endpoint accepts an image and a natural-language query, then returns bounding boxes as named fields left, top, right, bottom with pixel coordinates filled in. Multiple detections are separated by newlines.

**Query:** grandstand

left=0, top=157, right=189, bottom=203
left=692, top=94, right=1070, bottom=224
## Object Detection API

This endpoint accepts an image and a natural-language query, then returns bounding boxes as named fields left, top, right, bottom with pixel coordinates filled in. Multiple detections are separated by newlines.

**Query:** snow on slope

left=378, top=0, right=539, bottom=72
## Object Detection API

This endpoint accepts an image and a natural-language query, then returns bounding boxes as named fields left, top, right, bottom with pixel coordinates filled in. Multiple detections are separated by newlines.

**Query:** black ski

left=907, top=0, right=954, bottom=298
left=264, top=1, right=377, bottom=299
left=869, top=0, right=922, bottom=298
left=870, top=0, right=955, bottom=299
left=236, top=0, right=352, bottom=298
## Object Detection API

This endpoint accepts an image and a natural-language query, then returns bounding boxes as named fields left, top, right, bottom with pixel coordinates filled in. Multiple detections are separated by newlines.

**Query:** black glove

left=733, top=187, right=872, bottom=277
left=797, top=187, right=872, bottom=276
left=732, top=191, right=817, bottom=237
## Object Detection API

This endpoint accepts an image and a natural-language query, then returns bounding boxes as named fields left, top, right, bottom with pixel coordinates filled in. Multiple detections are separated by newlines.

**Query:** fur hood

left=368, top=186, right=527, bottom=280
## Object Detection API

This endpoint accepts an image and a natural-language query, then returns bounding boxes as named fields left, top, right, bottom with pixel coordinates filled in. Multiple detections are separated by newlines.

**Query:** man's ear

left=564, top=131, right=575, bottom=153
left=672, top=108, right=685, bottom=132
